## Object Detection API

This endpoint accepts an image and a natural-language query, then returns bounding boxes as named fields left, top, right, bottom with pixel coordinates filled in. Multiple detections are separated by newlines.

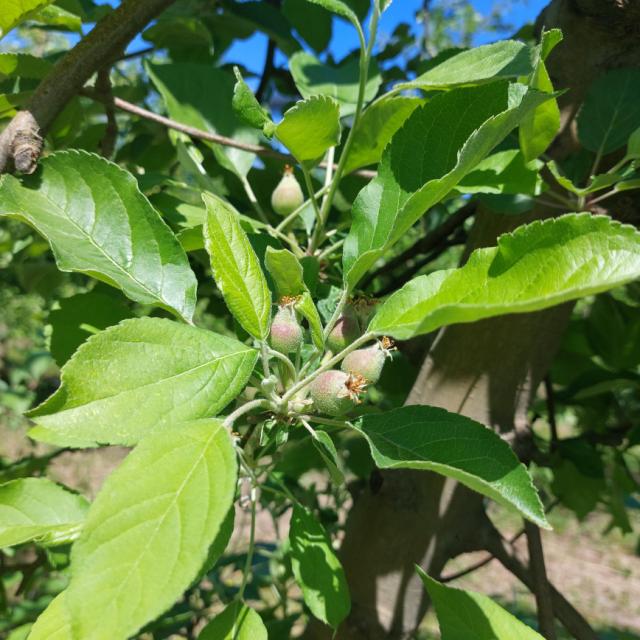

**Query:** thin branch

left=95, top=67, right=117, bottom=159
left=256, top=39, right=276, bottom=102
left=486, top=528, right=598, bottom=640
left=82, top=90, right=377, bottom=179
left=525, top=521, right=557, bottom=639
left=362, top=201, right=476, bottom=289
left=0, top=0, right=177, bottom=173
left=543, top=375, right=559, bottom=452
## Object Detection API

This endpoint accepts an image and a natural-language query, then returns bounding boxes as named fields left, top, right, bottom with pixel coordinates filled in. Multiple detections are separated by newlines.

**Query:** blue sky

left=222, top=0, right=548, bottom=75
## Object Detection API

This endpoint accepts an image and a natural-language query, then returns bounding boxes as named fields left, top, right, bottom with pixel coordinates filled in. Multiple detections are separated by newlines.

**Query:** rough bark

left=318, top=2, right=640, bottom=639
left=0, top=0, right=176, bottom=174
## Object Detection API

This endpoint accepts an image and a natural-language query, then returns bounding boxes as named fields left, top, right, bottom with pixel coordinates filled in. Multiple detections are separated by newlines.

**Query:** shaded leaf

left=343, top=83, right=553, bottom=289
left=0, top=151, right=197, bottom=323
left=289, top=505, right=350, bottom=628
left=312, top=430, right=345, bottom=485
left=344, top=96, right=423, bottom=173
left=0, top=478, right=88, bottom=548
left=354, top=406, right=548, bottom=527
left=0, top=53, right=52, bottom=80
left=147, top=62, right=259, bottom=177
left=282, top=0, right=332, bottom=52
left=203, top=193, right=272, bottom=340
left=369, top=214, right=640, bottom=340
left=289, top=51, right=381, bottom=117
left=577, top=69, right=640, bottom=156
left=29, top=317, right=258, bottom=447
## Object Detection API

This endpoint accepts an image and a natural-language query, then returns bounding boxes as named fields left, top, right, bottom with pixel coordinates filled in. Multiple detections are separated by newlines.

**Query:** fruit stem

left=301, top=165, right=322, bottom=229
left=323, top=289, right=349, bottom=341
left=266, top=347, right=298, bottom=381
left=223, top=399, right=270, bottom=428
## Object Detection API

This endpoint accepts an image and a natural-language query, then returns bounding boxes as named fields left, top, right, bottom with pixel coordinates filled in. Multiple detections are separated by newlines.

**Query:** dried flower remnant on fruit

left=270, top=305, right=303, bottom=353
left=341, top=338, right=394, bottom=383
left=279, top=294, right=302, bottom=307
left=271, top=165, right=304, bottom=216
left=309, top=370, right=366, bottom=417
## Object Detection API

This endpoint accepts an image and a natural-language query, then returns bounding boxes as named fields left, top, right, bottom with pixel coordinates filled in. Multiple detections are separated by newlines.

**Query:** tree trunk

left=310, top=2, right=640, bottom=638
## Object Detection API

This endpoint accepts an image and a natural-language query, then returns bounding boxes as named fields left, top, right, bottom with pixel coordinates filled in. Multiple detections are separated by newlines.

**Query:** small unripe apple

left=271, top=166, right=304, bottom=216
left=309, top=370, right=366, bottom=417
left=270, top=306, right=303, bottom=353
left=326, top=305, right=361, bottom=353
left=341, top=345, right=385, bottom=383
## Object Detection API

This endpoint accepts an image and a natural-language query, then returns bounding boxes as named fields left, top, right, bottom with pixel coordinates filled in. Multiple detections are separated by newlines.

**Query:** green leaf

left=354, top=406, right=548, bottom=527
left=282, top=0, right=332, bottom=53
left=198, top=602, right=267, bottom=640
left=344, top=96, right=423, bottom=173
left=147, top=62, right=259, bottom=177
left=203, top=193, right=272, bottom=340
left=519, top=30, right=562, bottom=161
left=394, top=40, right=533, bottom=92
left=0, top=0, right=54, bottom=38
left=0, top=478, right=88, bottom=548
left=369, top=214, right=640, bottom=340
left=64, top=419, right=237, bottom=640
left=48, top=290, right=132, bottom=366
left=28, top=592, right=72, bottom=640
left=457, top=149, right=543, bottom=195
left=265, top=248, right=323, bottom=348
left=276, top=96, right=341, bottom=167
left=296, top=0, right=359, bottom=24
left=417, top=568, right=544, bottom=640
left=232, top=66, right=275, bottom=136
left=0, top=53, right=52, bottom=80
left=289, top=504, right=350, bottom=628
left=627, top=127, right=640, bottom=159
left=289, top=51, right=381, bottom=117
left=312, top=430, right=345, bottom=485
left=577, top=69, right=640, bottom=156
left=29, top=5, right=82, bottom=32
left=0, top=151, right=197, bottom=323
left=343, top=82, right=553, bottom=289
left=28, top=317, right=258, bottom=447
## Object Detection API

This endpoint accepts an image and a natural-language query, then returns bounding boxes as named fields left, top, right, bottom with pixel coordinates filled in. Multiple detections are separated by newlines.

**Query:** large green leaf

left=276, top=96, right=341, bottom=167
left=203, top=193, right=272, bottom=340
left=369, top=214, right=640, bottom=340
left=61, top=419, right=237, bottom=640
left=354, top=406, right=548, bottom=527
left=417, top=569, right=544, bottom=640
left=343, top=82, right=553, bottom=289
left=28, top=317, right=258, bottom=447
left=282, top=0, right=332, bottom=52
left=289, top=504, right=350, bottom=628
left=147, top=62, right=259, bottom=177
left=0, top=478, right=88, bottom=548
left=344, top=96, right=423, bottom=173
left=48, top=290, right=132, bottom=366
left=198, top=602, right=267, bottom=640
left=289, top=51, right=381, bottom=117
left=394, top=40, right=533, bottom=92
left=28, top=592, right=71, bottom=640
left=577, top=68, right=640, bottom=156
left=0, top=0, right=54, bottom=37
left=0, top=151, right=197, bottom=323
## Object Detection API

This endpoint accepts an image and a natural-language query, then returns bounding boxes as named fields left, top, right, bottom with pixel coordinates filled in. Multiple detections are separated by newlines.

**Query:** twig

left=543, top=375, right=559, bottom=452
left=0, top=0, right=177, bottom=173
left=95, top=67, right=117, bottom=158
left=82, top=91, right=376, bottom=179
left=362, top=201, right=476, bottom=289
left=256, top=39, right=276, bottom=102
left=525, top=521, right=557, bottom=639
left=486, top=528, right=598, bottom=640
